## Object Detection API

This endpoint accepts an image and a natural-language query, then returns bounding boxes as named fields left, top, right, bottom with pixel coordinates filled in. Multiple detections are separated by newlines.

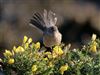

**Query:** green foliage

left=1, top=34, right=100, bottom=75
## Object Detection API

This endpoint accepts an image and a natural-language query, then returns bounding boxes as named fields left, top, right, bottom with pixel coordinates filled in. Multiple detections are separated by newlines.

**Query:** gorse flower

left=14, top=46, right=25, bottom=53
left=48, top=61, right=53, bottom=67
left=92, top=34, right=96, bottom=41
left=59, top=64, right=69, bottom=75
left=8, top=58, right=14, bottom=64
left=43, top=57, right=48, bottom=61
left=90, top=41, right=97, bottom=53
left=24, top=43, right=29, bottom=49
left=35, top=42, right=40, bottom=49
left=23, top=36, right=28, bottom=43
left=52, top=52, right=58, bottom=58
left=90, top=34, right=97, bottom=53
left=44, top=52, right=52, bottom=59
left=13, top=46, right=16, bottom=51
left=4, top=50, right=12, bottom=58
left=28, top=38, right=32, bottom=44
left=32, top=65, right=37, bottom=72
left=53, top=46, right=63, bottom=55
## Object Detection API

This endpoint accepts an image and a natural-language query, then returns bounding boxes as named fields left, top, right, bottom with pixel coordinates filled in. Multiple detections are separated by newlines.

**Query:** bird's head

left=49, top=26, right=58, bottom=32
left=44, top=26, right=58, bottom=35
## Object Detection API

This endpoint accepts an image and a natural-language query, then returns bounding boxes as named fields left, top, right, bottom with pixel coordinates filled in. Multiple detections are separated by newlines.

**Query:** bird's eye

left=50, top=27, right=54, bottom=30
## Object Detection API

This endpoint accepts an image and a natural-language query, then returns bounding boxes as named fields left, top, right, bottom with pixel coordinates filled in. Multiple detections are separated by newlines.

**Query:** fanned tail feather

left=30, top=9, right=57, bottom=31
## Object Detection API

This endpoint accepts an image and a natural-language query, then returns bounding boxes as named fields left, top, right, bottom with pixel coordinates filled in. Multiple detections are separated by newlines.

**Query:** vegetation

left=1, top=34, right=100, bottom=75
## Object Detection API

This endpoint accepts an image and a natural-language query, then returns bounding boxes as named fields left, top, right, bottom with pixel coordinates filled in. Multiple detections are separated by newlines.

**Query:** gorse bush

left=0, top=34, right=100, bottom=75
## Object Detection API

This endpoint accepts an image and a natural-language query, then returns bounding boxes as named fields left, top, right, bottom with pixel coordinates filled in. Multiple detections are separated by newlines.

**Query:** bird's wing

left=30, top=9, right=57, bottom=31
left=30, top=12, right=46, bottom=32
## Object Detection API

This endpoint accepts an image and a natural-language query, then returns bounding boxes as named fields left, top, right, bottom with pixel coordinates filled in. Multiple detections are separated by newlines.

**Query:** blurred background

left=0, top=0, right=100, bottom=53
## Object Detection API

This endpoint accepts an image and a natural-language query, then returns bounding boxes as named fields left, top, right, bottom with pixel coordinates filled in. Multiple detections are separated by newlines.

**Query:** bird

left=29, top=9, right=62, bottom=47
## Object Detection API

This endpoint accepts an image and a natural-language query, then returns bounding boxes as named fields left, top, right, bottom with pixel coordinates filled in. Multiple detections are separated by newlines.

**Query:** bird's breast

left=43, top=31, right=62, bottom=47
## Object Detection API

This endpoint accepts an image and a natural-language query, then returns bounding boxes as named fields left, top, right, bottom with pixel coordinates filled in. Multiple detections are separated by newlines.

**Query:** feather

left=29, top=9, right=57, bottom=31
left=30, top=12, right=45, bottom=32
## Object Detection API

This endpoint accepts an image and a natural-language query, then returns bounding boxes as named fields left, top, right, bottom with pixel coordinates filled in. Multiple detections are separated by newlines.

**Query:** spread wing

left=29, top=9, right=57, bottom=32
left=30, top=12, right=46, bottom=32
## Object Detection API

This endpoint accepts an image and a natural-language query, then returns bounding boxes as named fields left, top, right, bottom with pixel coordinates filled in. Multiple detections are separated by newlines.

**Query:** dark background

left=0, top=0, right=100, bottom=52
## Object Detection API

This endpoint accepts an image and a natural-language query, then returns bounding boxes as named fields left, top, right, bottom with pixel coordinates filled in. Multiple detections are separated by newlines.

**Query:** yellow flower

left=28, top=38, right=32, bottom=44
left=4, top=50, right=12, bottom=58
left=24, top=43, right=29, bottom=49
left=59, top=64, right=69, bottom=75
left=48, top=62, right=53, bottom=67
left=52, top=52, right=58, bottom=58
left=92, top=34, right=96, bottom=41
left=14, top=46, right=25, bottom=53
left=8, top=58, right=14, bottom=64
left=44, top=57, right=48, bottom=61
left=23, top=36, right=28, bottom=43
left=44, top=52, right=51, bottom=55
left=13, top=46, right=16, bottom=51
left=12, top=50, right=15, bottom=56
left=44, top=52, right=52, bottom=58
left=53, top=46, right=63, bottom=56
left=90, top=41, right=97, bottom=53
left=35, top=42, right=40, bottom=49
left=32, top=65, right=37, bottom=72
left=90, top=34, right=97, bottom=53
left=90, top=45, right=96, bottom=53
left=13, top=46, right=17, bottom=55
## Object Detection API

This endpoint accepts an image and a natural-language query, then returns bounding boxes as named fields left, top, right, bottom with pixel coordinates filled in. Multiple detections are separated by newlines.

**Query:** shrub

left=0, top=34, right=100, bottom=75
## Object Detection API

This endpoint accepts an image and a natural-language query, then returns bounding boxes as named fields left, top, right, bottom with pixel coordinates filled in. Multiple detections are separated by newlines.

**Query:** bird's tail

left=30, top=9, right=57, bottom=32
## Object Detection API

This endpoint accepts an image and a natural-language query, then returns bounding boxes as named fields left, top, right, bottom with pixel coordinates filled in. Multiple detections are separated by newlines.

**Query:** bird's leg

left=45, top=47, right=52, bottom=52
